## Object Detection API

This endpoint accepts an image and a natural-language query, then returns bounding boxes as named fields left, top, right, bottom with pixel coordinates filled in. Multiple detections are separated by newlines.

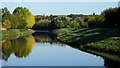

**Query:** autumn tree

left=13, top=7, right=35, bottom=28
left=2, top=7, right=19, bottom=29
left=3, top=19, right=11, bottom=29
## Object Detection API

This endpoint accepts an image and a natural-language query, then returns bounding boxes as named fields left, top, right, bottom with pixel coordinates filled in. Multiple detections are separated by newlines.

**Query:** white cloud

left=1, top=0, right=120, bottom=2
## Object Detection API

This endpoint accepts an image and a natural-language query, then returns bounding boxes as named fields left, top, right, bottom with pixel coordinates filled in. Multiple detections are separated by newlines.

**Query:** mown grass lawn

left=54, top=28, right=120, bottom=54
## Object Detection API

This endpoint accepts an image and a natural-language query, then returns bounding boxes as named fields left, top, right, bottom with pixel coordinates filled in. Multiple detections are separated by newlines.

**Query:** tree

left=0, top=23, right=1, bottom=28
left=37, top=19, right=51, bottom=27
left=13, top=7, right=35, bottom=28
left=2, top=10, right=12, bottom=22
left=11, top=14, right=20, bottom=28
left=3, top=20, right=11, bottom=29
left=0, top=9, right=2, bottom=22
left=2, top=7, right=8, bottom=15
left=93, top=13, right=95, bottom=16
left=52, top=16, right=71, bottom=28
left=101, top=7, right=120, bottom=27
left=2, top=8, right=19, bottom=29
left=69, top=20, right=79, bottom=28
left=88, top=15, right=105, bottom=27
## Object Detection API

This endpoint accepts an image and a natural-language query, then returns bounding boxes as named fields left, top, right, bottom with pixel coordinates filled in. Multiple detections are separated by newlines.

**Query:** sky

left=1, top=0, right=120, bottom=2
left=2, top=2, right=118, bottom=15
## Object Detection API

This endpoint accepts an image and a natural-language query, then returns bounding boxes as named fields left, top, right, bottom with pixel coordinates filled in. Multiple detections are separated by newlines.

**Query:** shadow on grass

left=70, top=28, right=120, bottom=45
left=73, top=28, right=94, bottom=33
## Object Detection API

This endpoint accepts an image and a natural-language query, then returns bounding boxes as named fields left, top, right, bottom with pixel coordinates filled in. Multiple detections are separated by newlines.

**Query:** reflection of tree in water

left=33, top=32, right=62, bottom=44
left=0, top=43, right=2, bottom=59
left=2, top=35, right=35, bottom=61
left=66, top=43, right=120, bottom=68
left=104, top=58, right=120, bottom=68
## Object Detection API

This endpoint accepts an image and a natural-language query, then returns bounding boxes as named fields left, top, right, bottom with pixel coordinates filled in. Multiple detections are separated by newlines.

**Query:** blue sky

left=2, top=2, right=118, bottom=15
left=1, top=0, right=120, bottom=2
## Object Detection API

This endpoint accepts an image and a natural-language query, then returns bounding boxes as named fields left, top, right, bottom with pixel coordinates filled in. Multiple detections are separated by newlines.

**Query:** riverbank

left=1, top=29, right=35, bottom=40
left=53, top=28, right=120, bottom=54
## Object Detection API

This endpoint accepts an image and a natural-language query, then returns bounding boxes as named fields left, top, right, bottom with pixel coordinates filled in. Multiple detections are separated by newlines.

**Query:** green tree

left=13, top=7, right=35, bottom=28
left=69, top=20, right=79, bottom=28
left=52, top=16, right=71, bottom=28
left=101, top=7, right=120, bottom=27
left=37, top=19, right=51, bottom=27
left=88, top=15, right=105, bottom=27
left=2, top=10, right=12, bottom=23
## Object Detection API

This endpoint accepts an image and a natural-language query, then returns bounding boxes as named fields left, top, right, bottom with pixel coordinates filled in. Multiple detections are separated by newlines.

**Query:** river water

left=2, top=31, right=120, bottom=67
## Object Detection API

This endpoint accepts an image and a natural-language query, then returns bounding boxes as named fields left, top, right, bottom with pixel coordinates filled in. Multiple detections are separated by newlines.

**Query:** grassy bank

left=53, top=28, right=120, bottom=54
left=1, top=29, right=35, bottom=40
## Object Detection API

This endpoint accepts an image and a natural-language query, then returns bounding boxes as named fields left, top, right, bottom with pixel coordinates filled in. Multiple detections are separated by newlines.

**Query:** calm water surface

left=2, top=31, right=120, bottom=67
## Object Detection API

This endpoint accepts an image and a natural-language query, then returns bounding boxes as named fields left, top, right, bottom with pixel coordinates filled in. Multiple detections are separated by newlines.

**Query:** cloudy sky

left=1, top=0, right=120, bottom=2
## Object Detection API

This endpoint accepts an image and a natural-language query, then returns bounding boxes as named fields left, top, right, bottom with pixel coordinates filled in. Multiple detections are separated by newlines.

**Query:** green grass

left=53, top=28, right=120, bottom=54
left=1, top=29, right=35, bottom=40
left=81, top=48, right=120, bottom=62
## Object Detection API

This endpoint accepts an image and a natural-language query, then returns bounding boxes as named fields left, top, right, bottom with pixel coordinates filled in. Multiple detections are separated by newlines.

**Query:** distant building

left=1, top=27, right=6, bottom=30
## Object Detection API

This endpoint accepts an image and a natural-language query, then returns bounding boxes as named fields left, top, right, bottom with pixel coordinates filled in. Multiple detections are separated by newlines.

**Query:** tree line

left=33, top=14, right=89, bottom=30
left=33, top=7, right=120, bottom=30
left=88, top=7, right=120, bottom=28
left=1, top=7, right=35, bottom=29
left=1, top=7, right=120, bottom=30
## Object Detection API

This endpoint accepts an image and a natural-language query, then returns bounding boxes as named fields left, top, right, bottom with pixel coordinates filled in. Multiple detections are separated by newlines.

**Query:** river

left=2, top=31, right=120, bottom=67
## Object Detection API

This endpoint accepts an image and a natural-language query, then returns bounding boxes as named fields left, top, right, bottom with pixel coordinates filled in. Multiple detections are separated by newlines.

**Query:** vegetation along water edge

left=1, top=29, right=35, bottom=40
left=53, top=28, right=120, bottom=54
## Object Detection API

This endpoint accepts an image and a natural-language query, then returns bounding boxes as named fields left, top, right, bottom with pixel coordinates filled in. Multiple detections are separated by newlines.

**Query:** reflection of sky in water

left=3, top=43, right=104, bottom=66
left=0, top=52, right=1, bottom=67
left=0, top=60, right=1, bottom=67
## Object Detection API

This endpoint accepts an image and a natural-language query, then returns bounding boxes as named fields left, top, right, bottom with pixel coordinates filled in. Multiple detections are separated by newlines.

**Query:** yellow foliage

left=3, top=19, right=11, bottom=29
left=26, top=13, right=35, bottom=28
left=3, top=40, right=11, bottom=50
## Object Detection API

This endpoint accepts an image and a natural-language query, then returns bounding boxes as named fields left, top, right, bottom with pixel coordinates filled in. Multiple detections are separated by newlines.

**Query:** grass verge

left=1, top=29, right=35, bottom=40
left=53, top=28, right=120, bottom=54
